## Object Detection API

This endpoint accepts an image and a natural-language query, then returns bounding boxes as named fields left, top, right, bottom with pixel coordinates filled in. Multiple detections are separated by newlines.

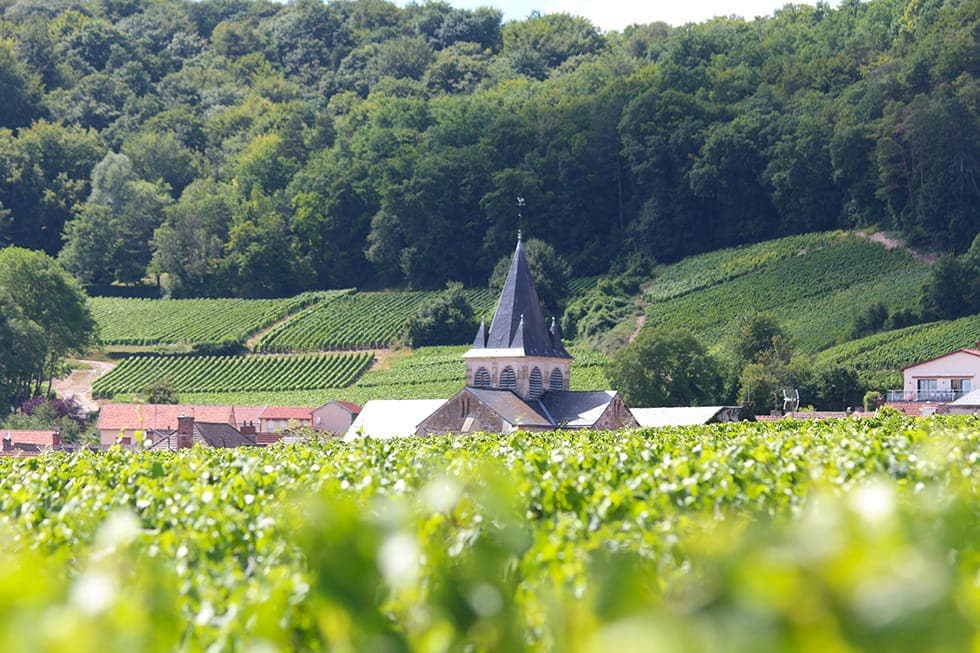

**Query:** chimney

left=177, top=414, right=194, bottom=449
left=2, top=432, right=11, bottom=453
left=240, top=421, right=256, bottom=436
left=52, top=427, right=61, bottom=447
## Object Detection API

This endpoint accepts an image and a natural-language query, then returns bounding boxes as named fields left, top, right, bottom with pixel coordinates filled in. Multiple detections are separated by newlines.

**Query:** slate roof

left=540, top=391, right=619, bottom=428
left=469, top=237, right=570, bottom=359
left=462, top=388, right=553, bottom=428
left=345, top=400, right=447, bottom=440
left=194, top=422, right=257, bottom=448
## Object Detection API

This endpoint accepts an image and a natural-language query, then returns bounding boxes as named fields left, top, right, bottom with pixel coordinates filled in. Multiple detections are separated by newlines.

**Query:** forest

left=0, top=0, right=976, bottom=297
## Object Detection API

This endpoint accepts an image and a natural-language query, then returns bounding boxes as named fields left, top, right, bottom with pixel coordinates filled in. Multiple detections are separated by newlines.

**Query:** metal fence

left=886, top=390, right=967, bottom=402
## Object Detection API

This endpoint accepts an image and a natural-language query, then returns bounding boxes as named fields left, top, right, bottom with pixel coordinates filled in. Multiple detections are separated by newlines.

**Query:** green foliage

left=863, top=390, right=883, bottom=412
left=93, top=351, right=373, bottom=398
left=0, top=0, right=974, bottom=294
left=258, top=289, right=496, bottom=352
left=0, top=247, right=96, bottom=409
left=644, top=233, right=929, bottom=353
left=403, top=282, right=476, bottom=348
left=90, top=292, right=337, bottom=347
left=920, top=237, right=980, bottom=320
left=143, top=377, right=178, bottom=404
left=0, top=418, right=974, bottom=650
left=489, top=238, right=571, bottom=317
left=606, top=328, right=723, bottom=407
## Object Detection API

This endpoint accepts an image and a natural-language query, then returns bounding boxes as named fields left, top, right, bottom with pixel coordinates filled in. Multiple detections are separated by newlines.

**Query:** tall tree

left=0, top=247, right=96, bottom=401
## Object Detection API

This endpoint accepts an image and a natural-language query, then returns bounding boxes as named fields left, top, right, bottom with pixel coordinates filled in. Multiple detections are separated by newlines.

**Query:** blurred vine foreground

left=0, top=415, right=976, bottom=652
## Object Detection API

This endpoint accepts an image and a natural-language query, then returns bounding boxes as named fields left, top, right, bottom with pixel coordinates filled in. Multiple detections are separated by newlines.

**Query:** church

left=347, top=236, right=637, bottom=439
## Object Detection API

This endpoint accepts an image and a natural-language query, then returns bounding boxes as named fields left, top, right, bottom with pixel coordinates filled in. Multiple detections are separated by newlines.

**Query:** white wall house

left=898, top=348, right=980, bottom=402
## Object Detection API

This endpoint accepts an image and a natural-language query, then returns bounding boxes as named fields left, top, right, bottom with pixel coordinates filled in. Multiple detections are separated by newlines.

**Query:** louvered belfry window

left=474, top=367, right=491, bottom=388
left=529, top=367, right=543, bottom=398
left=500, top=366, right=517, bottom=390
left=549, top=368, right=564, bottom=391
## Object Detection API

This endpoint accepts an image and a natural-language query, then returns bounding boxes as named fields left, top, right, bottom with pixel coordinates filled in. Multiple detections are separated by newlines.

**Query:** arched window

left=500, top=366, right=517, bottom=390
left=529, top=367, right=543, bottom=398
left=549, top=368, right=564, bottom=391
left=474, top=367, right=490, bottom=388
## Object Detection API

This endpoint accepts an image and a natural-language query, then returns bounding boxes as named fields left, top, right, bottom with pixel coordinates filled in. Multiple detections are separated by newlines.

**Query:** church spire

left=469, top=235, right=570, bottom=359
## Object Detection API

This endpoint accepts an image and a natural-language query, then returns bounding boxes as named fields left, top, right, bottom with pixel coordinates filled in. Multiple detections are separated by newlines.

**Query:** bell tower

left=463, top=233, right=571, bottom=400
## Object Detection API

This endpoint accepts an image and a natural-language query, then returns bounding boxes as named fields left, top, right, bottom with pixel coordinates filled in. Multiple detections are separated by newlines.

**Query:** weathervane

left=516, top=196, right=525, bottom=241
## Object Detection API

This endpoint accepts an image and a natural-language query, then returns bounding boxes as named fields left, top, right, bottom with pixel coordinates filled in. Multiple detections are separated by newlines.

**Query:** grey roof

left=540, top=391, right=619, bottom=428
left=195, top=422, right=257, bottom=448
left=345, top=399, right=447, bottom=440
left=463, top=388, right=554, bottom=428
left=472, top=238, right=570, bottom=358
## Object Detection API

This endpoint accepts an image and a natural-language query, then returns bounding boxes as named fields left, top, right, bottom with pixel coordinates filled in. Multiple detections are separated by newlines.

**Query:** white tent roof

left=631, top=406, right=727, bottom=428
left=344, top=399, right=446, bottom=440
left=951, top=387, right=980, bottom=406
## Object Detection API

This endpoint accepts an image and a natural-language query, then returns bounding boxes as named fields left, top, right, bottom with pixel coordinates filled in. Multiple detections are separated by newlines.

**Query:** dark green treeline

left=0, top=0, right=975, bottom=296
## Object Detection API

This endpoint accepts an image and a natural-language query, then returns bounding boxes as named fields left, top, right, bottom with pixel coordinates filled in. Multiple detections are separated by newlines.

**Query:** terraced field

left=179, top=346, right=610, bottom=406
left=643, top=234, right=928, bottom=353
left=91, top=291, right=347, bottom=346
left=256, top=289, right=498, bottom=352
left=92, top=351, right=373, bottom=398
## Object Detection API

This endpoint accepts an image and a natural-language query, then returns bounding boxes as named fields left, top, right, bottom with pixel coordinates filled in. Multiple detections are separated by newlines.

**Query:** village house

left=143, top=414, right=258, bottom=450
left=884, top=345, right=980, bottom=415
left=346, top=236, right=638, bottom=439
left=1, top=429, right=63, bottom=456
left=96, top=400, right=356, bottom=447
left=312, top=401, right=361, bottom=434
left=891, top=345, right=979, bottom=402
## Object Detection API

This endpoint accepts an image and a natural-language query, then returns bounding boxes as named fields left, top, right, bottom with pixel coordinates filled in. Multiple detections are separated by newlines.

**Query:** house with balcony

left=886, top=346, right=980, bottom=412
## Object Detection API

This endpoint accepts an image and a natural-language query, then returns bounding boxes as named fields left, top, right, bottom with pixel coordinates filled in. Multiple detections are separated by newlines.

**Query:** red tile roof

left=261, top=406, right=313, bottom=421
left=97, top=404, right=236, bottom=431
left=2, top=430, right=58, bottom=446
left=234, top=406, right=264, bottom=426
left=316, top=400, right=361, bottom=414
left=257, top=432, right=286, bottom=445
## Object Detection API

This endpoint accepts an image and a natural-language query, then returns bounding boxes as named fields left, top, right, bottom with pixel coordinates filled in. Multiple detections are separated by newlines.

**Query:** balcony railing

left=886, top=390, right=967, bottom=403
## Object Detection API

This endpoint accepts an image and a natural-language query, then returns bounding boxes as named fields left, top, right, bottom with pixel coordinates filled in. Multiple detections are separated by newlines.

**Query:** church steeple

left=470, top=236, right=570, bottom=358
left=464, top=233, right=572, bottom=399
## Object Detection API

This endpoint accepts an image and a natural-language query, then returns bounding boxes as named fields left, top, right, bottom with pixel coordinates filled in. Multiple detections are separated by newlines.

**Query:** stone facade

left=587, top=394, right=638, bottom=430
left=464, top=355, right=569, bottom=399
left=416, top=390, right=506, bottom=436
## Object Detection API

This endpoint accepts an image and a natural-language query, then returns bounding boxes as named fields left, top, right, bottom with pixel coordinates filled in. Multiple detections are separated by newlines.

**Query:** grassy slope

left=642, top=232, right=929, bottom=354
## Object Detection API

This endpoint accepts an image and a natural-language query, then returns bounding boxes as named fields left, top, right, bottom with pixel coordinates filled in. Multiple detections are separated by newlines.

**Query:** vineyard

left=90, top=291, right=346, bottom=346
left=0, top=417, right=975, bottom=651
left=178, top=345, right=611, bottom=407
left=816, top=313, right=980, bottom=387
left=643, top=235, right=927, bottom=353
left=92, top=351, right=373, bottom=398
left=256, top=289, right=498, bottom=352
left=645, top=231, right=857, bottom=302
